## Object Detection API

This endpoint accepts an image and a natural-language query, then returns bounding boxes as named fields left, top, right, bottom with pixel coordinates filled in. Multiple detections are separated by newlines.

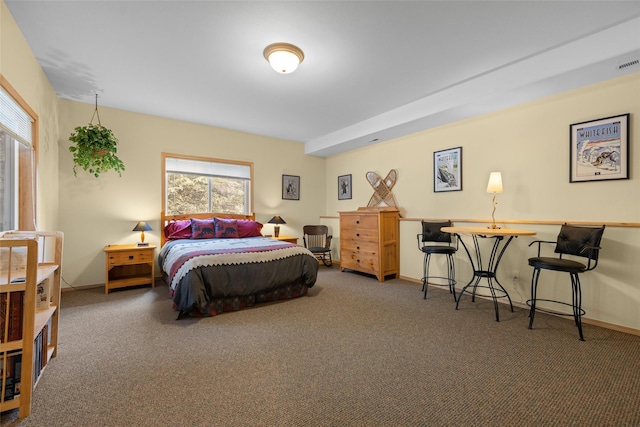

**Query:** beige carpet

left=2, top=268, right=639, bottom=426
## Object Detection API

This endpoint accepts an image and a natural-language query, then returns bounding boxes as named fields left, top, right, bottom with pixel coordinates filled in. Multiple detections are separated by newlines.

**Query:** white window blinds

left=166, top=157, right=250, bottom=179
left=0, top=87, right=33, bottom=147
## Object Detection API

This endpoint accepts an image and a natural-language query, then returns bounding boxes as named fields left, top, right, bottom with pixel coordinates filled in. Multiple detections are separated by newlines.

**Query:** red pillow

left=214, top=218, right=239, bottom=238
left=164, top=220, right=192, bottom=241
left=237, top=220, right=263, bottom=238
left=191, top=218, right=216, bottom=239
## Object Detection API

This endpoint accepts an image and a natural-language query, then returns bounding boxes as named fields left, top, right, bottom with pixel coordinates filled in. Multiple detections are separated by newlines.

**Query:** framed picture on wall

left=570, top=113, right=629, bottom=183
left=434, top=147, right=462, bottom=192
left=282, top=174, right=300, bottom=200
left=338, top=174, right=352, bottom=200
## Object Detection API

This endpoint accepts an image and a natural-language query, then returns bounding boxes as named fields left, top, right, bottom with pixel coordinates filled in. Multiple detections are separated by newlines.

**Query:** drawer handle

left=356, top=259, right=360, bottom=263
left=356, top=220, right=360, bottom=224
left=129, top=255, right=134, bottom=260
left=356, top=246, right=360, bottom=250
left=356, top=233, right=360, bottom=237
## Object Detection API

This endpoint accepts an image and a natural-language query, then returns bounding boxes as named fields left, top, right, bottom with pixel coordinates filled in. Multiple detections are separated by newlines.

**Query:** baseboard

left=61, top=277, right=164, bottom=292
left=61, top=283, right=102, bottom=292
left=399, top=275, right=640, bottom=337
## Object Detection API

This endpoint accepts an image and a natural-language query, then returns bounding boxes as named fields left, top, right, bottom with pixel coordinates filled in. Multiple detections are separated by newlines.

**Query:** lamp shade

left=132, top=221, right=152, bottom=232
left=486, top=172, right=503, bottom=193
left=133, top=221, right=152, bottom=245
left=263, top=43, right=304, bottom=74
left=267, top=216, right=286, bottom=225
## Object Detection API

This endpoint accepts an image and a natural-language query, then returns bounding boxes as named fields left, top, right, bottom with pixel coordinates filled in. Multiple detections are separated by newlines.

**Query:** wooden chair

left=303, top=225, right=332, bottom=267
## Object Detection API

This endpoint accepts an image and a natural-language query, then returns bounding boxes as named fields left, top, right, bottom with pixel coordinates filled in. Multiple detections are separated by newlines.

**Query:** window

left=162, top=153, right=253, bottom=216
left=0, top=78, right=37, bottom=231
left=0, top=130, right=18, bottom=230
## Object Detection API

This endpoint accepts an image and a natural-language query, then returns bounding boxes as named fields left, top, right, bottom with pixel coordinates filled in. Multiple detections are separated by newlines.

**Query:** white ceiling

left=5, top=1, right=640, bottom=157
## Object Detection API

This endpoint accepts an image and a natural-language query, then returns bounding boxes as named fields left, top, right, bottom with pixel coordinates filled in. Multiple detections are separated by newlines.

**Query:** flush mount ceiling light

left=263, top=42, right=304, bottom=74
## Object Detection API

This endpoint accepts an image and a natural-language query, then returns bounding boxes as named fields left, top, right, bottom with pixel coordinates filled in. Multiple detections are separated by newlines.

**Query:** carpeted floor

left=2, top=268, right=640, bottom=426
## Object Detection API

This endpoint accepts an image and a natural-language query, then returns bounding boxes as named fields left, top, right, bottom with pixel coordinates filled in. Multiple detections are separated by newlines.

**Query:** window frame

left=0, top=75, right=38, bottom=231
left=161, top=152, right=254, bottom=216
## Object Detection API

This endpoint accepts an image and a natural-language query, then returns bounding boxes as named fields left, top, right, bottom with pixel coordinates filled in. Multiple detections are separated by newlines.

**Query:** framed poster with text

left=434, top=147, right=462, bottom=192
left=570, top=114, right=629, bottom=183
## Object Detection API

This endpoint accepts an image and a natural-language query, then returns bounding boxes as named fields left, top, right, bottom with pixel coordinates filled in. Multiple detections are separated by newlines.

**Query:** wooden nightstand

left=104, top=244, right=156, bottom=294
left=273, top=235, right=298, bottom=244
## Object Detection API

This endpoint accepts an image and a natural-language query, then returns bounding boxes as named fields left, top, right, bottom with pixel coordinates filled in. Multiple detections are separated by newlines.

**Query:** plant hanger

left=90, top=93, right=102, bottom=126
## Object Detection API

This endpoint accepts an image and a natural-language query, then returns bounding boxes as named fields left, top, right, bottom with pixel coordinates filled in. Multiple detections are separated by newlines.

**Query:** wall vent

left=618, top=59, right=639, bottom=70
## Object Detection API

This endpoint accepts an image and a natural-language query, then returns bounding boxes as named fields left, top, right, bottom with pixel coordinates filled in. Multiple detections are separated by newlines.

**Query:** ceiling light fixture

left=263, top=42, right=304, bottom=74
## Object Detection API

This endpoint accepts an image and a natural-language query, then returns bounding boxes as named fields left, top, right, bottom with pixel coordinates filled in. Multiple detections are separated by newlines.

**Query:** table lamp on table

left=486, top=172, right=503, bottom=229
left=133, top=221, right=152, bottom=246
left=267, top=215, right=286, bottom=237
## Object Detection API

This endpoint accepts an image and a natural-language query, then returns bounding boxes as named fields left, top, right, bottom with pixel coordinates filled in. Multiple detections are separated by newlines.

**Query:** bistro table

left=441, top=226, right=536, bottom=321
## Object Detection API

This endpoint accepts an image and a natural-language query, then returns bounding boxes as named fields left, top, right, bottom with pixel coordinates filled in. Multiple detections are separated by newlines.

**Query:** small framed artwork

left=434, top=147, right=462, bottom=192
left=282, top=174, right=300, bottom=200
left=570, top=113, right=629, bottom=183
left=338, top=174, right=352, bottom=200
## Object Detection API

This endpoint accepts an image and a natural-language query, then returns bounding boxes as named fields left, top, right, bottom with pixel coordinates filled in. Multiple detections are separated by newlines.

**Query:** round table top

left=441, top=226, right=537, bottom=237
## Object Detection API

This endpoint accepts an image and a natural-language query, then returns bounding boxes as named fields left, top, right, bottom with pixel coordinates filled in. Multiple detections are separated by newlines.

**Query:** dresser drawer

left=108, top=250, right=153, bottom=267
left=340, top=228, right=379, bottom=243
left=340, top=239, right=378, bottom=255
left=340, top=251, right=379, bottom=274
left=339, top=214, right=378, bottom=230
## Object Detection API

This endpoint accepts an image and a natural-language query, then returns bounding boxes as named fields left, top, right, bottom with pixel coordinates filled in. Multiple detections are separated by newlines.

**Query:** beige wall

left=3, top=0, right=640, bottom=332
left=1, top=1, right=60, bottom=232
left=57, top=99, right=326, bottom=288
left=325, top=72, right=640, bottom=331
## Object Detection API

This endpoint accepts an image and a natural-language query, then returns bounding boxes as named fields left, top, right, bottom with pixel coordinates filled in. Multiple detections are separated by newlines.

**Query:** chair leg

left=322, top=252, right=332, bottom=267
left=571, top=273, right=584, bottom=341
left=421, top=253, right=427, bottom=292
left=423, top=253, right=431, bottom=299
left=528, top=268, right=586, bottom=340
left=314, top=252, right=332, bottom=267
left=528, top=268, right=540, bottom=329
left=446, top=254, right=457, bottom=302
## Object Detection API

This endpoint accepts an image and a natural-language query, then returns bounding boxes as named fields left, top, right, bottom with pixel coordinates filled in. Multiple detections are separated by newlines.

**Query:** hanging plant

left=68, top=94, right=125, bottom=178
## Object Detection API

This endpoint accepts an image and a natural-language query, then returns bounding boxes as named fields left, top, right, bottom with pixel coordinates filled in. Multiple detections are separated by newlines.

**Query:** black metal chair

left=527, top=224, right=605, bottom=340
left=416, top=220, right=457, bottom=300
left=303, top=225, right=333, bottom=267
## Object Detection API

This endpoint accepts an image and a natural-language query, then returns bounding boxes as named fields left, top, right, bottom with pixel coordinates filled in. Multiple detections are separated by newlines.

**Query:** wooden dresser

left=339, top=207, right=400, bottom=282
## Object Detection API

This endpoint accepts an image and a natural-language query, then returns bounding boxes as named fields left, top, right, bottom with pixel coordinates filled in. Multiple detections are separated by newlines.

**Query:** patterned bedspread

left=159, top=237, right=319, bottom=316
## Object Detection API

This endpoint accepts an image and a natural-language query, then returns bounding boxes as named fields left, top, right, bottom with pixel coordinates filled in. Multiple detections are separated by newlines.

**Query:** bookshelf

left=0, top=231, right=63, bottom=419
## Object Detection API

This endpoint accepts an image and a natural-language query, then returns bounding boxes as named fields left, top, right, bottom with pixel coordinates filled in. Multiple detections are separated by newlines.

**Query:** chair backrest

left=303, top=225, right=331, bottom=249
left=555, top=224, right=605, bottom=261
left=420, top=220, right=453, bottom=243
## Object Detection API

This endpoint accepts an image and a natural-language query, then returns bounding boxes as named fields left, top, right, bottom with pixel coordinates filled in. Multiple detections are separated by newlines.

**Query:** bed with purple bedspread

left=158, top=236, right=318, bottom=318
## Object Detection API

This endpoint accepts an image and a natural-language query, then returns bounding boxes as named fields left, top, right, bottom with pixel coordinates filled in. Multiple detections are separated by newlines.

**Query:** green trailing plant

left=68, top=95, right=125, bottom=178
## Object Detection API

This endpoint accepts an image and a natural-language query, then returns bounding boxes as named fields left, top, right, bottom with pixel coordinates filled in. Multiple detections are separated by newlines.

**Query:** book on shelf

left=34, top=329, right=41, bottom=380
left=0, top=291, right=24, bottom=343
left=0, top=293, right=5, bottom=342
left=1, top=351, right=22, bottom=401
left=36, top=277, right=51, bottom=310
left=41, top=324, right=48, bottom=371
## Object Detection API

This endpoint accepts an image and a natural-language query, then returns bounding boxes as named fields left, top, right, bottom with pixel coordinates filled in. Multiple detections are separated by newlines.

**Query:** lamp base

left=137, top=242, right=150, bottom=247
left=274, top=225, right=280, bottom=238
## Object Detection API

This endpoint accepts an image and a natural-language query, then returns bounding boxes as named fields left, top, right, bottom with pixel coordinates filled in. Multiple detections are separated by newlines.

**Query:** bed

left=158, top=212, right=319, bottom=318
